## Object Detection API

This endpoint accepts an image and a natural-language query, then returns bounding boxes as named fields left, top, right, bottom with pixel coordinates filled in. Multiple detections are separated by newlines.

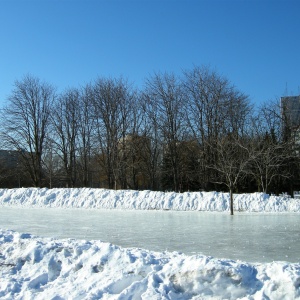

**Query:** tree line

left=0, top=66, right=299, bottom=207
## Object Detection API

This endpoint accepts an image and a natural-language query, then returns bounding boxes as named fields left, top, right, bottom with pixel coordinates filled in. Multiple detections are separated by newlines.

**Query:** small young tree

left=207, top=134, right=252, bottom=215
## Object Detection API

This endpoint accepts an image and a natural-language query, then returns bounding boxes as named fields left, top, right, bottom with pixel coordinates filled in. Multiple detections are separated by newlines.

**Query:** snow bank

left=1, top=229, right=299, bottom=300
left=0, top=188, right=300, bottom=212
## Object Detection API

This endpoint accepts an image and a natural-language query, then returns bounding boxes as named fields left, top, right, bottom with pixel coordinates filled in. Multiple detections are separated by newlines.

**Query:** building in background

left=0, top=150, right=24, bottom=187
left=281, top=95, right=300, bottom=143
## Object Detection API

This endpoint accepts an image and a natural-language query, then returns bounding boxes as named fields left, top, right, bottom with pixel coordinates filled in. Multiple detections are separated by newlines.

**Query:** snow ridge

left=0, top=188, right=300, bottom=212
left=1, top=229, right=300, bottom=299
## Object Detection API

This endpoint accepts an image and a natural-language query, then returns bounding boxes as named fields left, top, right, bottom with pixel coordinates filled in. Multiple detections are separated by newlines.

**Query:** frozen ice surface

left=0, top=207, right=299, bottom=263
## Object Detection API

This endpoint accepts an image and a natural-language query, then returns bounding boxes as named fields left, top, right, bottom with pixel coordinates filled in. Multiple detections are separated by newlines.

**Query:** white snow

left=1, top=188, right=300, bottom=299
left=1, top=187, right=300, bottom=212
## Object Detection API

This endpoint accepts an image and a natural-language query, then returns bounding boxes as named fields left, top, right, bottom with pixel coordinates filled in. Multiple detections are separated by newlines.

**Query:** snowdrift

left=1, top=229, right=300, bottom=299
left=0, top=187, right=300, bottom=212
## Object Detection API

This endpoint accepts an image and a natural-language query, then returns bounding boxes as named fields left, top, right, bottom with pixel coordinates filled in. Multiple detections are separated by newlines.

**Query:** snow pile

left=1, top=229, right=300, bottom=300
left=1, top=188, right=300, bottom=212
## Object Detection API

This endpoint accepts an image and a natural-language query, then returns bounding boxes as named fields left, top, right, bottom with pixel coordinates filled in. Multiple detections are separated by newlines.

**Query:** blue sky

left=0, top=0, right=299, bottom=108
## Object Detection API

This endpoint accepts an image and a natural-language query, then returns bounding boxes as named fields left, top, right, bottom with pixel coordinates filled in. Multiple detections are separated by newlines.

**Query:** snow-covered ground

left=1, top=187, right=300, bottom=212
left=1, top=229, right=300, bottom=300
left=1, top=188, right=300, bottom=299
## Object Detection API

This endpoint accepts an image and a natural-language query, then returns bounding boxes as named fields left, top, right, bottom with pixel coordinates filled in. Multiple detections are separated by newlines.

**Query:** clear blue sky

left=0, top=0, right=299, bottom=108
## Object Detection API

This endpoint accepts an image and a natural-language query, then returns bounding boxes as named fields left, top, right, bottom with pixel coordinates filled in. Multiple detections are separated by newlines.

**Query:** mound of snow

left=0, top=188, right=300, bottom=212
left=1, top=229, right=299, bottom=299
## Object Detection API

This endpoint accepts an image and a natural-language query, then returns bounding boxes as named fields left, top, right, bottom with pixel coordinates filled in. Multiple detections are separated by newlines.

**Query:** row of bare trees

left=0, top=67, right=299, bottom=208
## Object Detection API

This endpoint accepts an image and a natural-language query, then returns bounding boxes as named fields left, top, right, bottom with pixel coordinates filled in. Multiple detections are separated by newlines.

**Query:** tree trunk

left=230, top=188, right=234, bottom=215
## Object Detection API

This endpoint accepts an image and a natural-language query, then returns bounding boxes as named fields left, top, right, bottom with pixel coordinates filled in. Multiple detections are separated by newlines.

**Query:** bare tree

left=182, top=66, right=254, bottom=212
left=183, top=66, right=229, bottom=144
left=249, top=100, right=297, bottom=194
left=119, top=92, right=152, bottom=190
left=77, top=84, right=97, bottom=187
left=140, top=95, right=163, bottom=190
left=183, top=66, right=252, bottom=191
left=207, top=135, right=252, bottom=215
left=51, top=88, right=80, bottom=187
left=144, top=72, right=186, bottom=192
left=249, top=135, right=293, bottom=193
left=43, top=139, right=64, bottom=188
left=92, top=77, right=133, bottom=189
left=0, top=75, right=55, bottom=187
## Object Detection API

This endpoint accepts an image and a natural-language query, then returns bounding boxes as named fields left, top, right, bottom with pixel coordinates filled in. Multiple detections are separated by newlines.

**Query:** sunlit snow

left=1, top=187, right=300, bottom=212
left=1, top=188, right=300, bottom=299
